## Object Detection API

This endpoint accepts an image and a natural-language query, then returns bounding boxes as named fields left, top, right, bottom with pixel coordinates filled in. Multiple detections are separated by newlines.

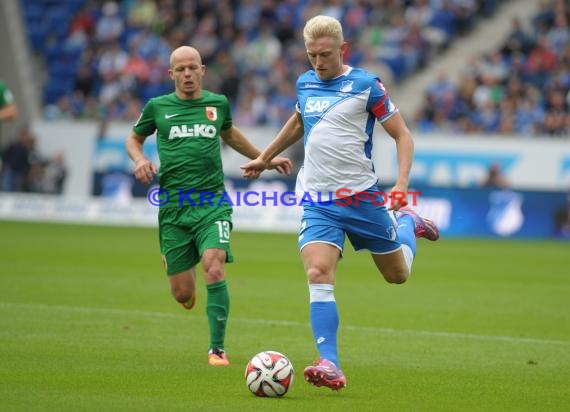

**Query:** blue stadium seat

left=27, top=24, right=49, bottom=51
left=44, top=80, right=74, bottom=105
left=21, top=3, right=43, bottom=21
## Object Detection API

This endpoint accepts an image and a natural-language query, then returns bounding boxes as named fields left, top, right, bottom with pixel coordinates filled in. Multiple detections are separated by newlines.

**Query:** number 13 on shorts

left=215, top=221, right=231, bottom=243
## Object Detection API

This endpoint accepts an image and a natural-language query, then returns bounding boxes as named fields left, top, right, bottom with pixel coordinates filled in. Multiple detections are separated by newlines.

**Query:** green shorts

left=158, top=204, right=234, bottom=275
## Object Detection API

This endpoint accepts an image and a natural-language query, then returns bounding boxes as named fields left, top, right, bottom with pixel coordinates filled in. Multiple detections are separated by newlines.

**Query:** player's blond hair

left=303, top=15, right=344, bottom=46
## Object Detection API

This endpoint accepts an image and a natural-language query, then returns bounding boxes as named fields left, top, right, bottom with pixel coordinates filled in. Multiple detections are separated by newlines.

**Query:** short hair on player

left=303, top=15, right=344, bottom=46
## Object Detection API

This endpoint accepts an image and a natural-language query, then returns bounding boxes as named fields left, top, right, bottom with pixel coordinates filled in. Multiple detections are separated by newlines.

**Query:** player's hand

left=241, top=158, right=268, bottom=179
left=134, top=158, right=157, bottom=185
left=267, top=156, right=292, bottom=176
left=388, top=183, right=409, bottom=211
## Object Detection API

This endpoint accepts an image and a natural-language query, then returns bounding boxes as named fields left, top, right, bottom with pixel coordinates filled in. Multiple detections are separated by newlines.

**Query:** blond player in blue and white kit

left=241, top=15, right=439, bottom=391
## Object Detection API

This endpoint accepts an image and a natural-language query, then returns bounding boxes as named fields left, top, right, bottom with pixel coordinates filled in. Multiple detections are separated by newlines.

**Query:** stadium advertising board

left=9, top=122, right=568, bottom=238
left=2, top=179, right=568, bottom=240
left=28, top=122, right=570, bottom=197
left=372, top=135, right=570, bottom=191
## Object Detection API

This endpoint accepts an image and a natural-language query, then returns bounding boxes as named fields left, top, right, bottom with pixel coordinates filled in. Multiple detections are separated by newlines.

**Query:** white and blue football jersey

left=295, top=66, right=398, bottom=200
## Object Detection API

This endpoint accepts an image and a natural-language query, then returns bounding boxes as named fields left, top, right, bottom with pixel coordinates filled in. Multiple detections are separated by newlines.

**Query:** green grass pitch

left=1, top=220, right=569, bottom=411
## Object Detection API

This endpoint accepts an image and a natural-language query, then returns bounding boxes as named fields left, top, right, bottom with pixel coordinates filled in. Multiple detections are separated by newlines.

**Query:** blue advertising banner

left=223, top=179, right=570, bottom=240
left=407, top=186, right=569, bottom=239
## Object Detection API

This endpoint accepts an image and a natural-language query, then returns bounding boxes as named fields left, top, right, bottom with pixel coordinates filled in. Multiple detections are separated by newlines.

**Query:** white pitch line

left=2, top=302, right=569, bottom=347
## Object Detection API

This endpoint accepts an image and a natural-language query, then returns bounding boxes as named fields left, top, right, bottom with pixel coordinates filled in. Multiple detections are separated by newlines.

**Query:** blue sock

left=309, top=284, right=339, bottom=368
left=397, top=215, right=416, bottom=255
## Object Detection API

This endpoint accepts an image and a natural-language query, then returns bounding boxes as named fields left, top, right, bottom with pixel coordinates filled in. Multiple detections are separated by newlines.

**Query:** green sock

left=206, top=280, right=229, bottom=350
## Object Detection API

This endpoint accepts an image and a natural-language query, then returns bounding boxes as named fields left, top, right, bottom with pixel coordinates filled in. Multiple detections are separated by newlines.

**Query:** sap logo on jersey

left=168, top=124, right=217, bottom=139
left=304, top=96, right=339, bottom=115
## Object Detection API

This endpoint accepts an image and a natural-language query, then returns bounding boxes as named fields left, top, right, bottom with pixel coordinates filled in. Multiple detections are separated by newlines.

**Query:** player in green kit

left=126, top=46, right=292, bottom=366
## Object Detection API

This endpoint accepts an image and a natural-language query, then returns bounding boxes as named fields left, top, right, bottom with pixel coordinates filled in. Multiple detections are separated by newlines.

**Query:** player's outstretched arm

left=241, top=113, right=303, bottom=179
left=222, top=126, right=293, bottom=177
left=221, top=126, right=265, bottom=160
left=126, top=131, right=157, bottom=185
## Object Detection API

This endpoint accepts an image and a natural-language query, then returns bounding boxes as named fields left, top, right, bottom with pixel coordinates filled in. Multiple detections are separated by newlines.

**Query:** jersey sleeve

left=132, top=99, right=157, bottom=136
left=294, top=74, right=305, bottom=114
left=368, top=79, right=399, bottom=123
left=0, top=81, right=15, bottom=107
left=221, top=95, right=232, bottom=131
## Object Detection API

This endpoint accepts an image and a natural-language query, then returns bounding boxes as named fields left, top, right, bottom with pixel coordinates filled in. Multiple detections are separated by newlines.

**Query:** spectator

left=95, top=1, right=124, bottom=44
left=482, top=162, right=509, bottom=189
left=427, top=69, right=457, bottom=106
left=1, top=127, right=33, bottom=192
left=127, top=0, right=157, bottom=29
left=121, top=46, right=151, bottom=91
left=501, top=17, right=533, bottom=57
left=68, top=3, right=96, bottom=38
left=98, top=42, right=129, bottom=78
left=546, top=14, right=569, bottom=55
left=527, top=36, right=558, bottom=73
left=73, top=64, right=96, bottom=98
left=244, top=23, right=282, bottom=73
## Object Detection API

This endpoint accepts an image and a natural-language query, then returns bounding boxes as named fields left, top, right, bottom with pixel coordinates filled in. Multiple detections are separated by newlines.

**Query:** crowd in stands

left=415, top=0, right=570, bottom=136
left=21, top=0, right=499, bottom=130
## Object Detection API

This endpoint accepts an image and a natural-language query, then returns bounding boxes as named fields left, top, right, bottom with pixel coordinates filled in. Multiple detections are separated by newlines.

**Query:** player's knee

left=204, top=266, right=225, bottom=283
left=306, top=266, right=331, bottom=283
left=172, top=288, right=193, bottom=304
left=383, top=268, right=409, bottom=284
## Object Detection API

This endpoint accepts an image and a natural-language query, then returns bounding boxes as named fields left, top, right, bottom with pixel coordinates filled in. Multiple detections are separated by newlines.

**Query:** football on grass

left=245, top=351, right=294, bottom=397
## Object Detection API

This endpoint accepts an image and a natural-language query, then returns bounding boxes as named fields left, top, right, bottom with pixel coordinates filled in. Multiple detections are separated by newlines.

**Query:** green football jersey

left=133, top=91, right=232, bottom=207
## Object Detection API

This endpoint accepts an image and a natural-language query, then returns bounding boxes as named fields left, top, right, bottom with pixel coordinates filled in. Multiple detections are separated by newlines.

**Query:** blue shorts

left=298, top=187, right=402, bottom=254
